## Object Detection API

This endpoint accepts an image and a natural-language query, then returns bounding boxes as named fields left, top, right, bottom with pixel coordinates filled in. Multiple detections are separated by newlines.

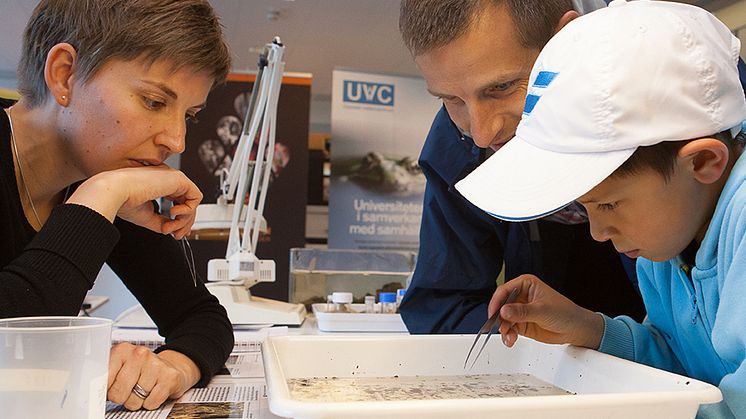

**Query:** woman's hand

left=491, top=274, right=605, bottom=349
left=66, top=166, right=203, bottom=239
left=107, top=343, right=201, bottom=411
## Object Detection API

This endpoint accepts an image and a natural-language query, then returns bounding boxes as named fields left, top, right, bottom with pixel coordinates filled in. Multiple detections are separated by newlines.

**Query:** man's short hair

left=17, top=0, right=231, bottom=107
left=399, top=0, right=574, bottom=57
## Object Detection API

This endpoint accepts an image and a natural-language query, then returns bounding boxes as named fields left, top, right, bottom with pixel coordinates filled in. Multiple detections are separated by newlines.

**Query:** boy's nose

left=589, top=219, right=615, bottom=243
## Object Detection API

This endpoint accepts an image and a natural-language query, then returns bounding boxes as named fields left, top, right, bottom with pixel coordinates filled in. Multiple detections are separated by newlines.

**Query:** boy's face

left=59, top=56, right=213, bottom=178
left=577, top=163, right=710, bottom=262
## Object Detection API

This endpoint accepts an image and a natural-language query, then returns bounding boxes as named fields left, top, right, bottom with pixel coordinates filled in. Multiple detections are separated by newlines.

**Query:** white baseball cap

left=455, top=0, right=746, bottom=221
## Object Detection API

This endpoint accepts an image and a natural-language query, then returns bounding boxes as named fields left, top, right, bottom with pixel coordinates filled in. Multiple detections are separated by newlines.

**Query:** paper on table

left=111, top=327, right=288, bottom=353
left=105, top=379, right=284, bottom=419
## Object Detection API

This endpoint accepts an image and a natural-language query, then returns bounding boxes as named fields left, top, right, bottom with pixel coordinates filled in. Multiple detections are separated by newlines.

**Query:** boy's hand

left=491, top=274, right=605, bottom=349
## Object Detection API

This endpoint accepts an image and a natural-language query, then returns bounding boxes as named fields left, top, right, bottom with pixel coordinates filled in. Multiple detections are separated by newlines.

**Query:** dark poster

left=181, top=74, right=310, bottom=301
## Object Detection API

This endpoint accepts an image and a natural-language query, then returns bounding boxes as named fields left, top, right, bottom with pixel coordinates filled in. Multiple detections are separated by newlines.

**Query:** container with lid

left=379, top=292, right=397, bottom=314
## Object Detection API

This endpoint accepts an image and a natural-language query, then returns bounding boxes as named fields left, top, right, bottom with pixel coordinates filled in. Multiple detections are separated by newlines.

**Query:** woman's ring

left=132, top=383, right=150, bottom=399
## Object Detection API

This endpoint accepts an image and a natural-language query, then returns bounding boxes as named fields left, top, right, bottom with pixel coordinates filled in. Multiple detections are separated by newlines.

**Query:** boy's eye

left=598, top=202, right=618, bottom=211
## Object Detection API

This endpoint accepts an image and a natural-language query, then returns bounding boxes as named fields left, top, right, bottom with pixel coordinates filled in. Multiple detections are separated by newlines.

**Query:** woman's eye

left=143, top=97, right=165, bottom=110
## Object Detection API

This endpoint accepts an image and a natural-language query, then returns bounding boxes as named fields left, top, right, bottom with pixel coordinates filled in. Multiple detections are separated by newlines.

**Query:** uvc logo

left=343, top=81, right=395, bottom=106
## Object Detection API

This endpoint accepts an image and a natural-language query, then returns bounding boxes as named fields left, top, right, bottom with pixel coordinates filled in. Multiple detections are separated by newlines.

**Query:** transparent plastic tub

left=0, top=316, right=113, bottom=419
left=289, top=248, right=415, bottom=310
left=262, top=335, right=722, bottom=419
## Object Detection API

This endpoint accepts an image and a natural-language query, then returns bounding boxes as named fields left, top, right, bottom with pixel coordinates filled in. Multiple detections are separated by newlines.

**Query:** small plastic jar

left=364, top=295, right=376, bottom=313
left=379, top=292, right=397, bottom=314
left=331, top=292, right=353, bottom=313
left=396, top=288, right=406, bottom=310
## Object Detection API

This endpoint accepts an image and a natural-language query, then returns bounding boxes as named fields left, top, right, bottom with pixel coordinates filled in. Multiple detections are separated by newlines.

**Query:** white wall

left=716, top=1, right=746, bottom=57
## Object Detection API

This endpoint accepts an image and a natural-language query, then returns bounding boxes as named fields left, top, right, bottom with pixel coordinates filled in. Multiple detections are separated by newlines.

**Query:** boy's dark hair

left=612, top=130, right=742, bottom=181
left=18, top=0, right=232, bottom=108
left=399, top=0, right=573, bottom=57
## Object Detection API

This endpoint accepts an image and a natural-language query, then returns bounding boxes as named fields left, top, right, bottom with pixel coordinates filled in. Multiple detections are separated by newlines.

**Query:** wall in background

left=716, top=0, right=746, bottom=56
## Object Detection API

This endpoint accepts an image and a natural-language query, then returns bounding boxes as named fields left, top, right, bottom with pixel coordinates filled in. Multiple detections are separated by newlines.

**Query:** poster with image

left=328, top=69, right=440, bottom=250
left=180, top=73, right=310, bottom=301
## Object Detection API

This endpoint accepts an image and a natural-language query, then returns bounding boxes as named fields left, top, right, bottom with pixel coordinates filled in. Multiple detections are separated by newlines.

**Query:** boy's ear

left=44, top=43, right=77, bottom=107
left=678, top=138, right=730, bottom=185
left=554, top=10, right=580, bottom=35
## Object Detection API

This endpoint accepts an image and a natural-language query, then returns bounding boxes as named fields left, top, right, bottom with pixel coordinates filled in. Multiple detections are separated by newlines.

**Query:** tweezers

left=463, top=287, right=519, bottom=370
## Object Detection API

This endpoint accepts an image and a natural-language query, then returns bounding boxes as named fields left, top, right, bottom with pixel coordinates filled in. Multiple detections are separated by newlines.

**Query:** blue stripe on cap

left=533, top=71, right=558, bottom=88
left=523, top=94, right=540, bottom=115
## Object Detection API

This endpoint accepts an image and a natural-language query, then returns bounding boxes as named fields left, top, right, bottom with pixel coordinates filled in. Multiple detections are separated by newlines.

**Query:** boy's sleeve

left=598, top=260, right=686, bottom=374
left=598, top=316, right=686, bottom=375
left=709, top=228, right=746, bottom=417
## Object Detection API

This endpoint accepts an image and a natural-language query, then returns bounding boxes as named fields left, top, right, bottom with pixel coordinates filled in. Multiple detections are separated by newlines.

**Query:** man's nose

left=468, top=103, right=502, bottom=148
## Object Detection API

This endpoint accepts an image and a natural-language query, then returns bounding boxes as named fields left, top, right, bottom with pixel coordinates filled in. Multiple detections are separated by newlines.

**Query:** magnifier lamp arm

left=226, top=52, right=267, bottom=200
left=226, top=44, right=284, bottom=257
left=239, top=46, right=284, bottom=255
left=249, top=63, right=283, bottom=251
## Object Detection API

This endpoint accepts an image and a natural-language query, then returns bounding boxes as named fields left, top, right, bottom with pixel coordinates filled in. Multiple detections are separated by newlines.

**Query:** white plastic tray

left=312, top=303, right=407, bottom=332
left=262, top=335, right=722, bottom=419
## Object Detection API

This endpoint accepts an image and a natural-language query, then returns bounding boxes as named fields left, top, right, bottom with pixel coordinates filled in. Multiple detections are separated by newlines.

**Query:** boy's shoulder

left=696, top=152, right=746, bottom=264
left=716, top=152, right=746, bottom=221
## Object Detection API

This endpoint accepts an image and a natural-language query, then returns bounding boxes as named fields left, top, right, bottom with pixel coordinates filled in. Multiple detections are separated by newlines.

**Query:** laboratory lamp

left=199, top=37, right=306, bottom=326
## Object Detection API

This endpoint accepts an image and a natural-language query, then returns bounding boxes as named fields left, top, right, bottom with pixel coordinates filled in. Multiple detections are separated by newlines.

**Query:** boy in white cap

left=456, top=0, right=746, bottom=416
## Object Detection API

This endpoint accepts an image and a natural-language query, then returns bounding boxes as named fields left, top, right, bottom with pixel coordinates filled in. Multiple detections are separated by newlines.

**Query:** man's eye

left=496, top=82, right=514, bottom=90
left=438, top=96, right=464, bottom=105
left=488, top=81, right=516, bottom=94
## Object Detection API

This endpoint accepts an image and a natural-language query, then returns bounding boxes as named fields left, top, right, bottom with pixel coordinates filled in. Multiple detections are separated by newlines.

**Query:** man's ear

left=678, top=138, right=730, bottom=185
left=554, top=10, right=580, bottom=35
left=44, top=43, right=77, bottom=107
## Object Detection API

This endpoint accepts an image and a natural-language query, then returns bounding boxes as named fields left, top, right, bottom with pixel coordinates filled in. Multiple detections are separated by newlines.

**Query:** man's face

left=577, top=164, right=709, bottom=262
left=414, top=2, right=540, bottom=150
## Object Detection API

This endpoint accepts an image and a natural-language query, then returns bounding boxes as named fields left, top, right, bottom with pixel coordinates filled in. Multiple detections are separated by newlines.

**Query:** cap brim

left=455, top=136, right=636, bottom=221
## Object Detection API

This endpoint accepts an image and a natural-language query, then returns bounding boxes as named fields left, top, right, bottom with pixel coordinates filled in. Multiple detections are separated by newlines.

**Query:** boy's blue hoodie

left=599, top=152, right=746, bottom=418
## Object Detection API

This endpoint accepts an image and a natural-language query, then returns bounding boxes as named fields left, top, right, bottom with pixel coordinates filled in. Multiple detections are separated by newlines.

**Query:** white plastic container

left=262, top=335, right=722, bottom=419
left=330, top=292, right=354, bottom=313
left=312, top=303, right=407, bottom=332
left=0, top=316, right=113, bottom=419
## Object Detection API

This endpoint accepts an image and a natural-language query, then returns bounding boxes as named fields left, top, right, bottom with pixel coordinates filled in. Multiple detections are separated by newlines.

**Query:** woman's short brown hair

left=17, top=0, right=232, bottom=107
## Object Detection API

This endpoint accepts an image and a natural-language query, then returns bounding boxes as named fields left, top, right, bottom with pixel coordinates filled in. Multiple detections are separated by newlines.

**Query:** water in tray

left=287, top=373, right=574, bottom=402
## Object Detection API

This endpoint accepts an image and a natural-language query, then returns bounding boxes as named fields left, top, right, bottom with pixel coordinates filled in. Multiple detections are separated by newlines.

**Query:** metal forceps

left=464, top=287, right=520, bottom=370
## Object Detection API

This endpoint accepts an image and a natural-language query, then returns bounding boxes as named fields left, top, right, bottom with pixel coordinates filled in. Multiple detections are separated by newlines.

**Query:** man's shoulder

left=420, top=108, right=478, bottom=180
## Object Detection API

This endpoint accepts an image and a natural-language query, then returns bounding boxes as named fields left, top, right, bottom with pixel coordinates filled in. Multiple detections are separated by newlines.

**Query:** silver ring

left=132, top=383, right=150, bottom=399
